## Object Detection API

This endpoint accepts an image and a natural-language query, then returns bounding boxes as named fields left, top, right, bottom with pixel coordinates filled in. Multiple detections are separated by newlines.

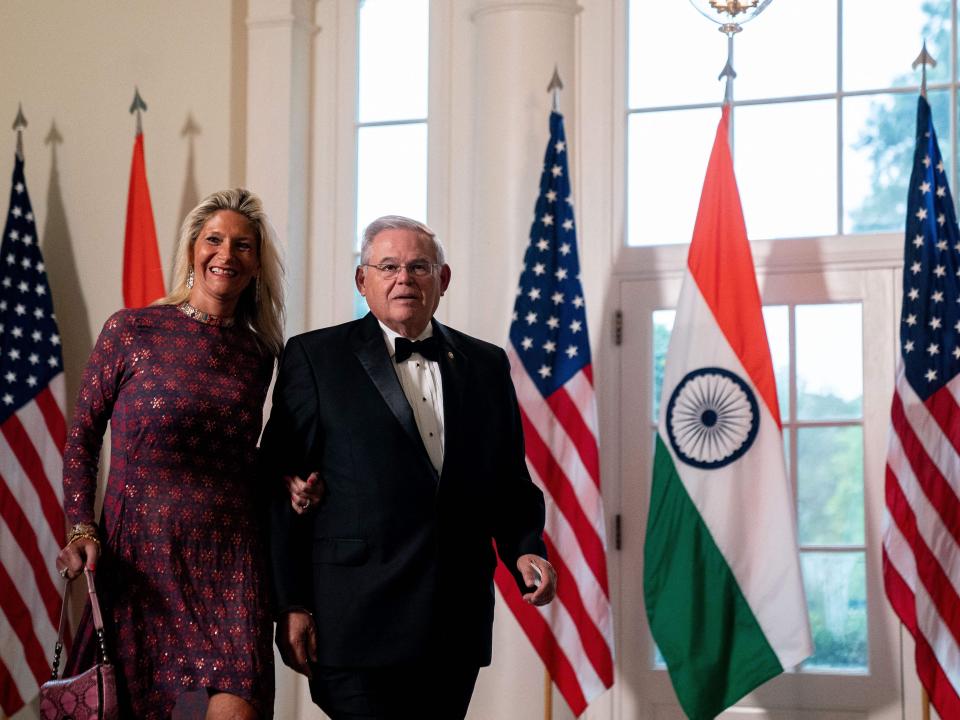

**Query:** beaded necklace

left=177, top=301, right=236, bottom=327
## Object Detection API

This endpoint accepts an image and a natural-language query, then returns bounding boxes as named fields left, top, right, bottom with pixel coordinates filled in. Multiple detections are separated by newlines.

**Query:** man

left=262, top=215, right=557, bottom=719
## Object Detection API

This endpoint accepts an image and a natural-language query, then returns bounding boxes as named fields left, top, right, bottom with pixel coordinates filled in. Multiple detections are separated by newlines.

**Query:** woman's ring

left=59, top=567, right=68, bottom=578
left=298, top=500, right=309, bottom=510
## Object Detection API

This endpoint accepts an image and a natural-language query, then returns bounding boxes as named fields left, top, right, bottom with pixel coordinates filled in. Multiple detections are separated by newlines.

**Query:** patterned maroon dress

left=63, top=305, right=275, bottom=719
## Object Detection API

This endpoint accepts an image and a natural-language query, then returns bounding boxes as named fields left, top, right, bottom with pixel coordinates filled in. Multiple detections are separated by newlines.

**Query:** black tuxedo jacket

left=262, top=312, right=546, bottom=668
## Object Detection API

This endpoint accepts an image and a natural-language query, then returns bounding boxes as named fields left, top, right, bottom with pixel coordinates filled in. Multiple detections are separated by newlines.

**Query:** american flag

left=496, top=110, right=614, bottom=716
left=0, top=150, right=66, bottom=715
left=883, top=95, right=960, bottom=718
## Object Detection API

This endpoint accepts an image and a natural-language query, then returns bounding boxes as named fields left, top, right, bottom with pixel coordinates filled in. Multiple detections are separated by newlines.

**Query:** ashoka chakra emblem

left=665, top=366, right=760, bottom=470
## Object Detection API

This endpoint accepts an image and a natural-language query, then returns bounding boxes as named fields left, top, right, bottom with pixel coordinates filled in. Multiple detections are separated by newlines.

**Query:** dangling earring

left=187, top=269, right=195, bottom=290
left=255, top=276, right=261, bottom=305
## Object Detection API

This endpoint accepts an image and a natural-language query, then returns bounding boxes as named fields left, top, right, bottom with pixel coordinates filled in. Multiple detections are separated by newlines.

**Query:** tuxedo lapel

left=352, top=314, right=427, bottom=458
left=435, top=321, right=467, bottom=480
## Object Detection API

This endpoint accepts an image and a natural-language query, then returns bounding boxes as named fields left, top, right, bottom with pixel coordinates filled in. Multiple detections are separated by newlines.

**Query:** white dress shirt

left=378, top=321, right=445, bottom=472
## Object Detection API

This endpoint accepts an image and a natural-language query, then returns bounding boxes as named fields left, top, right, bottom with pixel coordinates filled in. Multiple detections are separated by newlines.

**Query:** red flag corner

left=123, top=132, right=165, bottom=308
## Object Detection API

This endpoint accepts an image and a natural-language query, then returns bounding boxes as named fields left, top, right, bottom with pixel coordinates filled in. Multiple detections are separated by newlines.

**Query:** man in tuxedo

left=262, top=215, right=557, bottom=719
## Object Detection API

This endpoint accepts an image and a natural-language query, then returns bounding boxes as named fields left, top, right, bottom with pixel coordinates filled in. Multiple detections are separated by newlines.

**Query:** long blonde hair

left=156, top=188, right=285, bottom=358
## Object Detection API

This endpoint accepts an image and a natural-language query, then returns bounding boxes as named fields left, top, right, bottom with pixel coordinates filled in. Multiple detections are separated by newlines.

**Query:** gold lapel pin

left=447, top=351, right=454, bottom=359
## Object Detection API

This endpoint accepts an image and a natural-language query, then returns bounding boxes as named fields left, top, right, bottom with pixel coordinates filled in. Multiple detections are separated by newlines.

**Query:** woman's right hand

left=56, top=536, right=99, bottom=581
left=286, top=471, right=325, bottom=515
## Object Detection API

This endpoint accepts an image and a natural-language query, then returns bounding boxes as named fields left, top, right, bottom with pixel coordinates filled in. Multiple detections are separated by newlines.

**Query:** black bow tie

left=395, top=336, right=441, bottom=363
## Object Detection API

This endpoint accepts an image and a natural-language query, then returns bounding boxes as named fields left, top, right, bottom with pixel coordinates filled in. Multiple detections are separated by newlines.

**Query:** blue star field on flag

left=509, top=111, right=591, bottom=396
left=900, top=96, right=960, bottom=400
left=0, top=153, right=63, bottom=422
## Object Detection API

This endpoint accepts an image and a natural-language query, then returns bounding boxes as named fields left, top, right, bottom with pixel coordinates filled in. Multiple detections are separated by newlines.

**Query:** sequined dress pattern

left=63, top=306, right=275, bottom=719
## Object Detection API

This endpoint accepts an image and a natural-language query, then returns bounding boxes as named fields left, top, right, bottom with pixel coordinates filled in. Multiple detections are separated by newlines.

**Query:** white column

left=467, top=0, right=580, bottom=346
left=467, top=5, right=581, bottom=719
left=245, top=4, right=319, bottom=716
left=246, top=0, right=316, bottom=336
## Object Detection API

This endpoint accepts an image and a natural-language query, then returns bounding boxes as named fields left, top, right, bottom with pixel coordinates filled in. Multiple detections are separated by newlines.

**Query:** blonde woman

left=56, top=189, right=283, bottom=719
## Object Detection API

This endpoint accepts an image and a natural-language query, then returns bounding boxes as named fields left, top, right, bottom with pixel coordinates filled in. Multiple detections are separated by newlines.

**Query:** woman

left=56, top=188, right=284, bottom=720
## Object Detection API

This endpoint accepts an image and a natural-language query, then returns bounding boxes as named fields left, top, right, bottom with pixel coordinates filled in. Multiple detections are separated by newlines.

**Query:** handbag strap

left=50, top=568, right=110, bottom=680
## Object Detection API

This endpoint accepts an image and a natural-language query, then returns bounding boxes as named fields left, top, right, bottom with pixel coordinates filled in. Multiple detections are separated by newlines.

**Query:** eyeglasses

left=362, top=261, right=439, bottom=278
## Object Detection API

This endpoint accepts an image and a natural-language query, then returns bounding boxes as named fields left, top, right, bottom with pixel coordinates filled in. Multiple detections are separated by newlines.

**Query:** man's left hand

left=518, top=554, right=557, bottom=606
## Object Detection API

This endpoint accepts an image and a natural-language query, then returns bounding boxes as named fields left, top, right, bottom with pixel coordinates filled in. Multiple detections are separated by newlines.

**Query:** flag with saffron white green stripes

left=644, top=104, right=812, bottom=720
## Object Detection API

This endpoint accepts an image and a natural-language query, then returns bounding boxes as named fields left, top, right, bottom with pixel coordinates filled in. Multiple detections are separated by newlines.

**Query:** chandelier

left=689, top=0, right=772, bottom=34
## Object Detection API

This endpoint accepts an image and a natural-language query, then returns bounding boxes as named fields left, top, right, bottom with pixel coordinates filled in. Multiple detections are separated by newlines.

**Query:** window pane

left=762, top=305, right=789, bottom=420
left=652, top=309, right=676, bottom=421
left=735, top=101, right=838, bottom=239
left=796, top=304, right=863, bottom=420
left=844, top=90, right=952, bottom=234
left=801, top=552, right=868, bottom=672
left=358, top=0, right=429, bottom=123
left=797, top=426, right=864, bottom=546
left=627, top=108, right=717, bottom=246
left=628, top=0, right=725, bottom=108
left=844, top=0, right=949, bottom=91
left=356, top=123, right=428, bottom=249
left=735, top=0, right=836, bottom=101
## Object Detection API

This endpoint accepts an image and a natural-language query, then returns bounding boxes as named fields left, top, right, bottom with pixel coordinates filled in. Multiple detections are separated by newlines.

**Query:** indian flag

left=643, top=105, right=813, bottom=720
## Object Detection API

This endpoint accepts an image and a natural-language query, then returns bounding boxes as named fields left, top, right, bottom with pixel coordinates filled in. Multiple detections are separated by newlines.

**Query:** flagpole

left=547, top=65, right=563, bottom=113
left=503, top=65, right=613, bottom=718
left=130, top=86, right=147, bottom=135
left=912, top=41, right=936, bottom=99
left=540, top=65, right=565, bottom=720
left=12, top=104, right=27, bottom=161
left=915, top=39, right=933, bottom=718
left=912, top=45, right=937, bottom=720
left=123, top=86, right=166, bottom=307
left=544, top=668, right=553, bottom=720
left=718, top=32, right=736, bottom=105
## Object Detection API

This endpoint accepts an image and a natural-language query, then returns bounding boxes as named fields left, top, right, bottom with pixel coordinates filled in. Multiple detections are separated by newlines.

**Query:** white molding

left=612, top=233, right=905, bottom=281
left=245, top=0, right=316, bottom=336
left=246, top=16, right=318, bottom=31
left=247, top=0, right=315, bottom=25
left=326, top=0, right=360, bottom=327
left=471, top=0, right=582, bottom=21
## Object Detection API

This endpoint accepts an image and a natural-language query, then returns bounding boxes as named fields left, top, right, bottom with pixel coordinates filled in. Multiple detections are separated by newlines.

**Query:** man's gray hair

left=360, top=215, right=446, bottom=266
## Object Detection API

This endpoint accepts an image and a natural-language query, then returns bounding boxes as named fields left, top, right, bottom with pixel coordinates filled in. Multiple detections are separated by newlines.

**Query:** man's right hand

left=276, top=610, right=318, bottom=678
left=285, top=472, right=324, bottom=515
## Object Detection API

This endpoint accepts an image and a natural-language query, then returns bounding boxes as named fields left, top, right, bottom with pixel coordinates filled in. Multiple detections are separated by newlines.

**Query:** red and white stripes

left=884, top=368, right=960, bottom=718
left=0, top=373, right=65, bottom=714
left=497, top=348, right=614, bottom=716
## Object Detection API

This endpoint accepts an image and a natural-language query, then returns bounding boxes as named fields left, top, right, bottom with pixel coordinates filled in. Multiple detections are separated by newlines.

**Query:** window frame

left=312, top=0, right=451, bottom=325
left=613, top=257, right=901, bottom=716
left=623, top=0, right=960, bottom=246
left=612, top=1, right=917, bottom=711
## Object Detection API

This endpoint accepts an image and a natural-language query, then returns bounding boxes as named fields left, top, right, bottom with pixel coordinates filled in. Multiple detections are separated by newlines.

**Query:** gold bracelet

left=67, top=533, right=101, bottom=552
left=68, top=521, right=98, bottom=540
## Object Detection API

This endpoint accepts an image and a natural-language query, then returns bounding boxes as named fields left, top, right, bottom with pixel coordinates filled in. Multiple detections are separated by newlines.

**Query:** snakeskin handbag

left=39, top=568, right=118, bottom=720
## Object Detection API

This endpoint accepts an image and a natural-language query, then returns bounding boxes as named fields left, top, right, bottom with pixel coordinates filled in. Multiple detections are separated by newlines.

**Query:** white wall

left=0, top=0, right=246, bottom=413
left=1, top=4, right=250, bottom=718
